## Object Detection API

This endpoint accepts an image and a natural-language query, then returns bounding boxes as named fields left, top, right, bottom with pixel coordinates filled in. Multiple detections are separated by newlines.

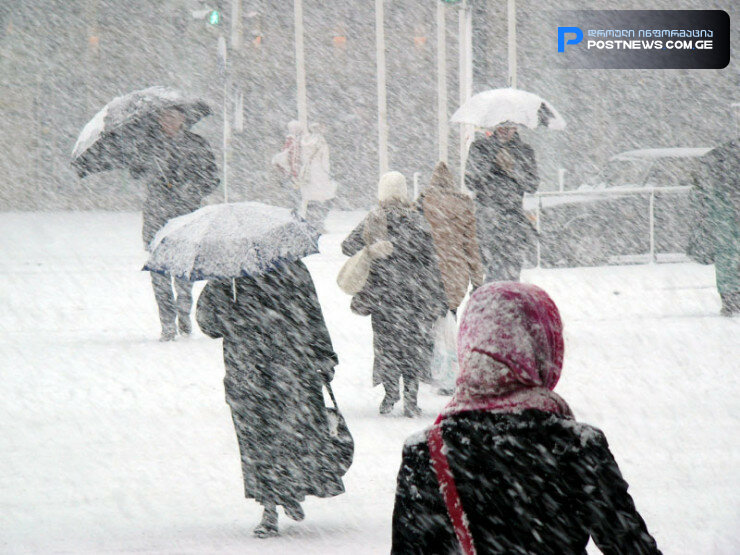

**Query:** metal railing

left=525, top=185, right=693, bottom=267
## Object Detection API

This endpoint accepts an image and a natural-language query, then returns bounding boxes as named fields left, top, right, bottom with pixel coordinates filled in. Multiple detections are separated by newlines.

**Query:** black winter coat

left=134, top=128, right=219, bottom=246
left=342, top=205, right=447, bottom=386
left=196, top=261, right=344, bottom=504
left=465, top=133, right=538, bottom=268
left=392, top=410, right=661, bottom=555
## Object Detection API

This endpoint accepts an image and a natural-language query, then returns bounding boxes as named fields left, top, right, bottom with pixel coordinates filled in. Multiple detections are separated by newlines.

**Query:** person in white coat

left=298, top=123, right=337, bottom=231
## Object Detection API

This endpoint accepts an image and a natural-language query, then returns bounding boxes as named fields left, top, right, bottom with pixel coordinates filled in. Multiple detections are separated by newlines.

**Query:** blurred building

left=0, top=0, right=737, bottom=210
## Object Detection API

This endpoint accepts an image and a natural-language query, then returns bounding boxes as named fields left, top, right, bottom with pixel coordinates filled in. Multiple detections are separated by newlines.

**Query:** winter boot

left=720, top=292, right=740, bottom=317
left=177, top=314, right=192, bottom=335
left=282, top=500, right=305, bottom=521
left=253, top=504, right=279, bottom=538
left=379, top=393, right=396, bottom=415
left=403, top=379, right=422, bottom=418
left=159, top=323, right=176, bottom=342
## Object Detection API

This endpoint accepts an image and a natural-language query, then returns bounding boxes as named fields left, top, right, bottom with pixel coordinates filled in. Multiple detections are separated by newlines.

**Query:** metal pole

left=536, top=195, right=542, bottom=268
left=294, top=0, right=308, bottom=131
left=375, top=0, right=389, bottom=176
left=507, top=0, right=517, bottom=88
left=649, top=189, right=655, bottom=263
left=218, top=35, right=230, bottom=202
left=436, top=2, right=448, bottom=164
left=458, top=1, right=473, bottom=187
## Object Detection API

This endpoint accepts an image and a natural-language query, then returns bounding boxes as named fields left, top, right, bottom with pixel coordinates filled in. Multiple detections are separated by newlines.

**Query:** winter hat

left=429, top=161, right=456, bottom=191
left=378, top=171, right=409, bottom=205
left=440, top=282, right=572, bottom=419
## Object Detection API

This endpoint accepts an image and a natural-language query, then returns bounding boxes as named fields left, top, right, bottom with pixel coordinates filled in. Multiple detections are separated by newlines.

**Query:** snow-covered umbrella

left=451, top=87, right=566, bottom=130
left=71, top=86, right=211, bottom=178
left=143, top=202, right=320, bottom=282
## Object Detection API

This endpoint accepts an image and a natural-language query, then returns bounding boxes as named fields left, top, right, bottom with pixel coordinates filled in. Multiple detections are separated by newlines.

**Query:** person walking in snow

left=392, top=282, right=662, bottom=554
left=133, top=106, right=219, bottom=341
left=418, top=161, right=485, bottom=313
left=273, top=121, right=337, bottom=231
left=342, top=171, right=447, bottom=417
left=196, top=260, right=345, bottom=538
left=690, top=139, right=740, bottom=316
left=418, top=161, right=485, bottom=394
left=465, top=123, right=538, bottom=282
left=298, top=123, right=337, bottom=231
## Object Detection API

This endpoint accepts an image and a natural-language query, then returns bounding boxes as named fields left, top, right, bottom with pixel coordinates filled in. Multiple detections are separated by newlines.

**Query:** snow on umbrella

left=143, top=202, right=320, bottom=281
left=71, top=86, right=211, bottom=178
left=451, top=88, right=566, bottom=130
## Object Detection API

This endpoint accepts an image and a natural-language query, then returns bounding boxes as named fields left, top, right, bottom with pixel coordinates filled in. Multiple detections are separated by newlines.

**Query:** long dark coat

left=133, top=128, right=219, bottom=246
left=392, top=410, right=661, bottom=555
left=342, top=204, right=447, bottom=387
left=701, top=139, right=740, bottom=295
left=465, top=132, right=538, bottom=280
left=196, top=260, right=344, bottom=505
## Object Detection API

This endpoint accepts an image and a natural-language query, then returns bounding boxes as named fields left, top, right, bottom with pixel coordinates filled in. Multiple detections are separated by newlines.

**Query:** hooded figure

left=392, top=283, right=661, bottom=554
left=465, top=125, right=538, bottom=281
left=342, top=171, right=447, bottom=417
left=196, top=260, right=344, bottom=538
left=419, top=161, right=485, bottom=312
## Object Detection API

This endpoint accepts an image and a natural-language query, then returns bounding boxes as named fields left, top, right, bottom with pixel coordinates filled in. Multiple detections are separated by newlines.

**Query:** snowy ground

left=1, top=210, right=738, bottom=554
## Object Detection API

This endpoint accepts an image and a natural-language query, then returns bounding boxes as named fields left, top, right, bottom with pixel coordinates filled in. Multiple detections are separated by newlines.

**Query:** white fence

left=525, top=185, right=693, bottom=267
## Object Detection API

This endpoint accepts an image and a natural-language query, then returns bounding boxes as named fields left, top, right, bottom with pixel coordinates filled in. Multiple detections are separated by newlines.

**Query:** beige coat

left=419, top=162, right=485, bottom=310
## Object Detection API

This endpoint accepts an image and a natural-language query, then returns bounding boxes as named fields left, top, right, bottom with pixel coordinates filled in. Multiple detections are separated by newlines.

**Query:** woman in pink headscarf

left=392, top=282, right=661, bottom=555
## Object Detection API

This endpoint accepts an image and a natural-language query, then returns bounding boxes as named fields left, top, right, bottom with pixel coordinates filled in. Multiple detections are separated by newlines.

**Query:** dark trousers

left=150, top=272, right=192, bottom=330
left=383, top=376, right=420, bottom=408
left=305, top=200, right=331, bottom=232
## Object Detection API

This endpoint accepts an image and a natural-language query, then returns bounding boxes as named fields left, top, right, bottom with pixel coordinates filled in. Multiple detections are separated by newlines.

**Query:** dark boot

left=380, top=380, right=400, bottom=415
left=403, top=378, right=421, bottom=418
left=159, top=322, right=176, bottom=342
left=282, top=500, right=305, bottom=521
left=177, top=313, right=192, bottom=335
left=720, top=292, right=740, bottom=316
left=253, top=502, right=279, bottom=538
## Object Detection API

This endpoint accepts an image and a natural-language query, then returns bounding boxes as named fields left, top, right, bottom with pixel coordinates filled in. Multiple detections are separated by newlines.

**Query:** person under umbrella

left=465, top=123, right=539, bottom=282
left=133, top=106, right=219, bottom=341
left=196, top=259, right=344, bottom=538
left=391, top=282, right=661, bottom=554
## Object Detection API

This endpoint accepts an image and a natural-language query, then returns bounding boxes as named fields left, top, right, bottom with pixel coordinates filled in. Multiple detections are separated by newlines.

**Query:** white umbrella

left=451, top=88, right=566, bottom=130
left=143, top=202, right=319, bottom=281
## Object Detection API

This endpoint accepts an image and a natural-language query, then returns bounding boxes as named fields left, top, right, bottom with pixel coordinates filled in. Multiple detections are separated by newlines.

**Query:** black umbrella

left=71, top=86, right=212, bottom=178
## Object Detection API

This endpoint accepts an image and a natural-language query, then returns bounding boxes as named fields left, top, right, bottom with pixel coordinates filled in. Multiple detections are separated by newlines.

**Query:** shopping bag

left=337, top=248, right=372, bottom=295
left=431, top=311, right=459, bottom=389
left=323, top=383, right=354, bottom=477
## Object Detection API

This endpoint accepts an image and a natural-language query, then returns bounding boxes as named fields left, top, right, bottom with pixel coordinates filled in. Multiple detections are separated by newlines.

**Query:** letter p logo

left=558, top=27, right=583, bottom=52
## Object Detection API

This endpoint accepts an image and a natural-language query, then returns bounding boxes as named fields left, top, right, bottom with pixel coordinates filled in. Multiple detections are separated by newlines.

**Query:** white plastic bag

left=431, top=311, right=459, bottom=390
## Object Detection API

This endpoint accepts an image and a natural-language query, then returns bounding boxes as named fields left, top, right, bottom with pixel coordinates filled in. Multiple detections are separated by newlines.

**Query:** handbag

left=337, top=247, right=372, bottom=295
left=337, top=240, right=394, bottom=295
left=323, top=382, right=354, bottom=477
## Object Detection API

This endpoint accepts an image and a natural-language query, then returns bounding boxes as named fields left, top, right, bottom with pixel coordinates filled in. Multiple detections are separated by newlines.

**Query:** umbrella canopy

left=143, top=202, right=320, bottom=281
left=71, top=86, right=211, bottom=178
left=451, top=88, right=566, bottom=130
